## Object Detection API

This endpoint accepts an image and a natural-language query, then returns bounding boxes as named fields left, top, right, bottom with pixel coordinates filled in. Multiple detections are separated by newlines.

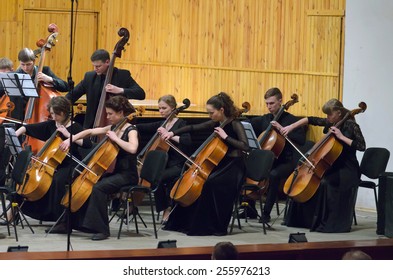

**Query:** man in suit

left=66, top=49, right=145, bottom=129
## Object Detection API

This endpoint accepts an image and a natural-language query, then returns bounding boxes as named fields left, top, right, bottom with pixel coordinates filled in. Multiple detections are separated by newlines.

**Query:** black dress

left=18, top=120, right=91, bottom=222
left=73, top=125, right=139, bottom=236
left=285, top=117, right=366, bottom=233
left=163, top=119, right=249, bottom=236
left=136, top=119, right=192, bottom=212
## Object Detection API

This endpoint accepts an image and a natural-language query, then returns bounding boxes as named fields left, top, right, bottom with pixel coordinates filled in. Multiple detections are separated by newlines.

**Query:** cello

left=92, top=27, right=130, bottom=136
left=258, top=93, right=298, bottom=158
left=283, top=102, right=367, bottom=203
left=23, top=23, right=62, bottom=154
left=61, top=107, right=144, bottom=212
left=170, top=102, right=250, bottom=207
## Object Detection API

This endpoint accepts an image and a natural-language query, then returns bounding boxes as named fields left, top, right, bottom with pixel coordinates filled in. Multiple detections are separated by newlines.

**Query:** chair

left=116, top=150, right=168, bottom=239
left=229, top=149, right=275, bottom=234
left=353, top=147, right=390, bottom=225
left=0, top=149, right=34, bottom=241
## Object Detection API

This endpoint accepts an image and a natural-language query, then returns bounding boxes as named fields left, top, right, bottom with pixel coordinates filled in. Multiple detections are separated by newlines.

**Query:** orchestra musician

left=0, top=57, right=14, bottom=186
left=160, top=92, right=250, bottom=236
left=136, top=95, right=192, bottom=224
left=65, top=49, right=145, bottom=129
left=277, top=98, right=366, bottom=233
left=12, top=96, right=91, bottom=222
left=246, top=87, right=306, bottom=223
left=10, top=48, right=69, bottom=123
left=52, top=95, right=139, bottom=241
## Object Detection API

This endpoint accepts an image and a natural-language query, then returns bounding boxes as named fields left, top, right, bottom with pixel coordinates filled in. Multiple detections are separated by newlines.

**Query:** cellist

left=278, top=98, right=366, bottom=233
left=53, top=95, right=139, bottom=241
left=136, top=94, right=192, bottom=224
left=12, top=96, right=91, bottom=222
left=244, top=87, right=306, bottom=223
left=65, top=49, right=145, bottom=129
left=12, top=48, right=69, bottom=124
left=160, top=92, right=249, bottom=236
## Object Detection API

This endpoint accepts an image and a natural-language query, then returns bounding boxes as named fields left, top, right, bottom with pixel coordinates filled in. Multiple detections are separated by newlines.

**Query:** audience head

left=211, top=242, right=238, bottom=260
left=342, top=249, right=372, bottom=260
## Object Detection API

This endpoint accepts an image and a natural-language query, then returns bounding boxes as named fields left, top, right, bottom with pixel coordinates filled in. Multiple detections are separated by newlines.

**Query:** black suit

left=66, top=67, right=145, bottom=128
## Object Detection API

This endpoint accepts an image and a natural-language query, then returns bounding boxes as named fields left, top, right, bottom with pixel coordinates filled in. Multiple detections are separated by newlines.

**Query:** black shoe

left=91, top=233, right=109, bottom=241
left=45, top=223, right=70, bottom=234
left=259, top=213, right=271, bottom=224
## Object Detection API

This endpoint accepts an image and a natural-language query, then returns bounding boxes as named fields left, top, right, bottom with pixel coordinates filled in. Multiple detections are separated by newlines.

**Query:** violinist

left=11, top=48, right=69, bottom=123
left=66, top=49, right=145, bottom=129
left=54, top=95, right=139, bottom=241
left=160, top=92, right=249, bottom=236
left=136, top=95, right=192, bottom=224
left=278, top=98, right=366, bottom=233
left=13, top=96, right=91, bottom=222
left=245, top=87, right=306, bottom=223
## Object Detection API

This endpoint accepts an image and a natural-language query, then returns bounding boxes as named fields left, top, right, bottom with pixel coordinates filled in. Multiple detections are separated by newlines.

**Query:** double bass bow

left=283, top=102, right=367, bottom=203
left=258, top=93, right=298, bottom=158
left=169, top=101, right=250, bottom=207
left=92, top=27, right=130, bottom=138
left=23, top=23, right=62, bottom=154
left=61, top=107, right=144, bottom=213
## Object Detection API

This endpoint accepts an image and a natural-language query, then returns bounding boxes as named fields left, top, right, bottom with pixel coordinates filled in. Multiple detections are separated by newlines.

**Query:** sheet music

left=4, top=127, right=22, bottom=155
left=0, top=72, right=38, bottom=97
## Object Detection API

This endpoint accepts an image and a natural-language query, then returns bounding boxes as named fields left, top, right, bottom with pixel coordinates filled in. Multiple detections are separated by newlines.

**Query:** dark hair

left=212, top=242, right=238, bottom=260
left=90, top=49, right=110, bottom=62
left=47, top=96, right=71, bottom=117
left=207, top=92, right=237, bottom=118
left=105, top=95, right=135, bottom=116
left=322, top=98, right=349, bottom=116
left=0, top=57, right=13, bottom=70
left=264, top=87, right=282, bottom=100
left=18, top=48, right=36, bottom=63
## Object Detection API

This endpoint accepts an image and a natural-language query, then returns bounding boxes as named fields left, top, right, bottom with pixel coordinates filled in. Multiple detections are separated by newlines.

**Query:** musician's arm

left=108, top=127, right=138, bottom=154
left=224, top=120, right=250, bottom=152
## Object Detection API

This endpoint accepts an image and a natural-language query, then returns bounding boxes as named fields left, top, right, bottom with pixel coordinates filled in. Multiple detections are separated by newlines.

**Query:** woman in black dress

left=160, top=92, right=250, bottom=236
left=276, top=98, right=366, bottom=233
left=15, top=96, right=91, bottom=222
left=56, top=95, right=139, bottom=240
left=136, top=95, right=192, bottom=223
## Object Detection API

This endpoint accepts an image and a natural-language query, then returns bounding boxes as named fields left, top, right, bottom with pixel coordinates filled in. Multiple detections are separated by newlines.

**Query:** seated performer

left=52, top=95, right=139, bottom=241
left=136, top=94, right=192, bottom=224
left=13, top=96, right=91, bottom=222
left=278, top=98, right=366, bottom=233
left=160, top=92, right=250, bottom=236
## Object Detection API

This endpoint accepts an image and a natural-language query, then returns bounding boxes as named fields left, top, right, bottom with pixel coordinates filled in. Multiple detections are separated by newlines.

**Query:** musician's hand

left=60, top=139, right=70, bottom=151
left=36, top=72, right=53, bottom=84
left=214, top=127, right=228, bottom=140
left=280, top=125, right=292, bottom=137
left=330, top=126, right=343, bottom=139
left=161, top=131, right=174, bottom=140
left=57, top=125, right=70, bottom=138
left=271, top=121, right=284, bottom=134
left=105, top=84, right=124, bottom=94
left=106, top=130, right=118, bottom=141
left=157, top=127, right=168, bottom=139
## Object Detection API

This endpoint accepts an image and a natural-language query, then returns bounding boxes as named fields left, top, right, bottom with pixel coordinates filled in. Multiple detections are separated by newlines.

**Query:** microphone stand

left=66, top=0, right=77, bottom=252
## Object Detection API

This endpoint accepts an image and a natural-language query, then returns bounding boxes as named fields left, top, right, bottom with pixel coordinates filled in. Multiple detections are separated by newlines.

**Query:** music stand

left=4, top=127, right=22, bottom=156
left=0, top=73, right=39, bottom=98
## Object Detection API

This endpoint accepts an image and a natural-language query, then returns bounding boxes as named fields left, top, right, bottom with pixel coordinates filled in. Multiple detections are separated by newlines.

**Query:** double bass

left=170, top=102, right=250, bottom=207
left=258, top=94, right=298, bottom=158
left=283, top=102, right=367, bottom=203
left=92, top=27, right=130, bottom=135
left=61, top=108, right=143, bottom=212
left=23, top=23, right=62, bottom=154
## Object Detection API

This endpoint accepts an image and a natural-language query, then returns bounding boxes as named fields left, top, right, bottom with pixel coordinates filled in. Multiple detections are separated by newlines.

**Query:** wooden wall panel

left=2, top=0, right=346, bottom=140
